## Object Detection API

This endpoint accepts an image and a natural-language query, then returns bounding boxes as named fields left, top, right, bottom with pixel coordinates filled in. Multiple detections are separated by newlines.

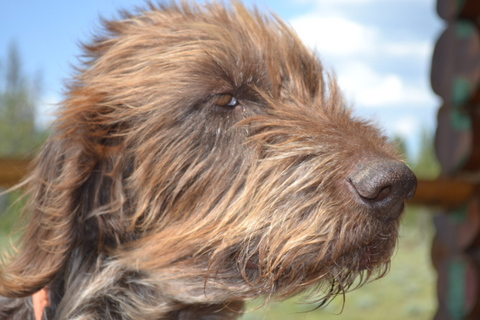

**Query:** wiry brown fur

left=1, top=2, right=407, bottom=319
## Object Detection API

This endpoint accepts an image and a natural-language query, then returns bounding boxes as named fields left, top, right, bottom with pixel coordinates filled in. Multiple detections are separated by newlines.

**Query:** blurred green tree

left=410, top=128, right=440, bottom=180
left=396, top=128, right=439, bottom=233
left=0, top=43, right=46, bottom=157
left=0, top=43, right=48, bottom=238
left=391, top=129, right=440, bottom=179
left=391, top=135, right=408, bottom=161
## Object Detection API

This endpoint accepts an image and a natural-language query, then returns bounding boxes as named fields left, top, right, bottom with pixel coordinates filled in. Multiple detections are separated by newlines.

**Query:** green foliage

left=0, top=43, right=48, bottom=249
left=410, top=128, right=440, bottom=180
left=391, top=129, right=440, bottom=180
left=0, top=43, right=47, bottom=157
left=391, top=135, right=408, bottom=161
left=0, top=191, right=23, bottom=233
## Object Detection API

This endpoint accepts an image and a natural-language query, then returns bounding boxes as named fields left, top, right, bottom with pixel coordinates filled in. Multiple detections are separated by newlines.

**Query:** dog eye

left=214, top=94, right=238, bottom=108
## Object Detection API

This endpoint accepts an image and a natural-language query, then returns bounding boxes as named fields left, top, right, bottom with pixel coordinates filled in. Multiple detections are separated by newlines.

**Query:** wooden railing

left=0, top=158, right=31, bottom=187
left=0, top=157, right=476, bottom=208
left=408, top=178, right=474, bottom=208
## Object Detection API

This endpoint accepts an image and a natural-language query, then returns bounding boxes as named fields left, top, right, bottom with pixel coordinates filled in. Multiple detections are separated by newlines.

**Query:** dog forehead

left=113, top=3, right=322, bottom=96
left=74, top=2, right=325, bottom=116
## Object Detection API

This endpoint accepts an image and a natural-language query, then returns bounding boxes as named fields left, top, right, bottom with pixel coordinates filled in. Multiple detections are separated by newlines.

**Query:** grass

left=0, top=191, right=23, bottom=254
left=0, top=233, right=10, bottom=252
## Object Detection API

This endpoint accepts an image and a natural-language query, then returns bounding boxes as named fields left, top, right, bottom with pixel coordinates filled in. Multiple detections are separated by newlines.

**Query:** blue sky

left=0, top=0, right=443, bottom=157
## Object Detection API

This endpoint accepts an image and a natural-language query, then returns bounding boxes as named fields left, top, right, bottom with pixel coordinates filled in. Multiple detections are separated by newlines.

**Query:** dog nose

left=348, top=160, right=417, bottom=221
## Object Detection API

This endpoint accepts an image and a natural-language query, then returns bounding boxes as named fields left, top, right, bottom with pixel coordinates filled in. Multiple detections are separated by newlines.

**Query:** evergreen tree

left=0, top=43, right=45, bottom=157
left=0, top=43, right=47, bottom=236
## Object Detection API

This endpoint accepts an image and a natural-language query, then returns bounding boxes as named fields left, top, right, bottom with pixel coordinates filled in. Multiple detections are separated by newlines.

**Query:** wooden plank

left=0, top=158, right=31, bottom=187
left=0, top=159, right=475, bottom=209
left=431, top=21, right=480, bottom=107
left=435, top=105, right=472, bottom=174
left=436, top=254, right=478, bottom=318
left=433, top=199, right=480, bottom=251
left=437, top=0, right=480, bottom=20
left=410, top=178, right=474, bottom=208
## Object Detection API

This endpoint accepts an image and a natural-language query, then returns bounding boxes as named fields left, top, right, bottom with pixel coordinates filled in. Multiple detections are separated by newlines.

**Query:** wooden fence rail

left=0, top=157, right=476, bottom=208
left=408, top=178, right=474, bottom=208
left=0, top=158, right=31, bottom=188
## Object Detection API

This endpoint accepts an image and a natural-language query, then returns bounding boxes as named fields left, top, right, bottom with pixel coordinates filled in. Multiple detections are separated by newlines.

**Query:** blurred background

left=0, top=0, right=472, bottom=319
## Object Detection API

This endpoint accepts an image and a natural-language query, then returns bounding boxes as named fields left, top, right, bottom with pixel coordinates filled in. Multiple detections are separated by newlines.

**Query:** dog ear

left=0, top=136, right=86, bottom=297
left=0, top=99, right=127, bottom=297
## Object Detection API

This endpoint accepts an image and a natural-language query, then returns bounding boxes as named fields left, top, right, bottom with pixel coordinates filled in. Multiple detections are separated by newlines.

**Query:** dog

left=0, top=2, right=416, bottom=319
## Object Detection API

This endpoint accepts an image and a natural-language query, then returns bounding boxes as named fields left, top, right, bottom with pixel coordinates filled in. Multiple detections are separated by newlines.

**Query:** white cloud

left=335, top=62, right=433, bottom=108
left=290, top=14, right=377, bottom=57
left=288, top=6, right=435, bottom=111
left=290, top=12, right=431, bottom=61
left=392, top=115, right=419, bottom=138
left=36, top=94, right=60, bottom=128
left=382, top=42, right=431, bottom=57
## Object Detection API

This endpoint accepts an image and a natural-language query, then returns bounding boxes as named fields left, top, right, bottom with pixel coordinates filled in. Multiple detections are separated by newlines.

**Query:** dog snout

left=347, top=160, right=417, bottom=221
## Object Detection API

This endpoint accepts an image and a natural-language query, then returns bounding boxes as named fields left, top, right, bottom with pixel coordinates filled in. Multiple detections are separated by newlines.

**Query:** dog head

left=1, top=1, right=416, bottom=309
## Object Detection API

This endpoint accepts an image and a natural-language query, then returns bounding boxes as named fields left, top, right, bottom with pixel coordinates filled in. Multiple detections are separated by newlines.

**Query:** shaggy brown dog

left=0, top=2, right=416, bottom=319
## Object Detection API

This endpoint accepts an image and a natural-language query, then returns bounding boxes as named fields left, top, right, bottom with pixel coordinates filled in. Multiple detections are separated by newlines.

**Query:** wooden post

left=432, top=1, right=480, bottom=318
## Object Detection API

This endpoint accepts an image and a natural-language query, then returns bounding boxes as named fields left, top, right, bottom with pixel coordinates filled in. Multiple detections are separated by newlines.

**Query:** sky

left=0, top=0, right=444, bottom=157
